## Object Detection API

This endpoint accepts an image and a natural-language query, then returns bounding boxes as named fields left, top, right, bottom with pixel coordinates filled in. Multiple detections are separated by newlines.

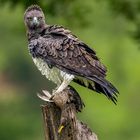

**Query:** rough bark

left=39, top=86, right=98, bottom=140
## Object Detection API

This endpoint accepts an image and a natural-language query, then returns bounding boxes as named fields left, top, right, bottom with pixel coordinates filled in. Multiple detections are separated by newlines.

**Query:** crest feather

left=26, top=5, right=42, bottom=13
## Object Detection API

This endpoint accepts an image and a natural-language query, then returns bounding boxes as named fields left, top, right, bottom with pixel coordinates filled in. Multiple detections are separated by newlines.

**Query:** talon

left=58, top=125, right=64, bottom=133
left=42, top=90, right=52, bottom=98
left=50, top=94, right=55, bottom=100
left=37, top=93, right=53, bottom=102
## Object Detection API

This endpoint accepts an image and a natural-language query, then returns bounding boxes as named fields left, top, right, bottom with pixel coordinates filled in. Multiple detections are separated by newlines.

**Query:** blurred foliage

left=0, top=0, right=140, bottom=140
left=0, top=0, right=91, bottom=27
left=106, top=0, right=140, bottom=44
left=1, top=0, right=140, bottom=41
left=108, top=0, right=138, bottom=20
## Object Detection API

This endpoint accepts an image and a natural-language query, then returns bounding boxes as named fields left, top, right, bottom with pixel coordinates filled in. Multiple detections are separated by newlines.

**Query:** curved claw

left=42, top=90, right=52, bottom=98
left=37, top=93, right=53, bottom=102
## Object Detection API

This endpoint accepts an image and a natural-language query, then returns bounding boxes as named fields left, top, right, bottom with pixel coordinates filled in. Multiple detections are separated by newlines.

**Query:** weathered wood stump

left=39, top=86, right=98, bottom=140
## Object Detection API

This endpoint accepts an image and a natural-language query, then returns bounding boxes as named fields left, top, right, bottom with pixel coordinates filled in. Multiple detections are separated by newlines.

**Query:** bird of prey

left=24, top=5, right=119, bottom=104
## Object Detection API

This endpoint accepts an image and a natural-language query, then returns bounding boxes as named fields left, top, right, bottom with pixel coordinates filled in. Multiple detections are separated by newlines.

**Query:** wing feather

left=30, top=25, right=118, bottom=103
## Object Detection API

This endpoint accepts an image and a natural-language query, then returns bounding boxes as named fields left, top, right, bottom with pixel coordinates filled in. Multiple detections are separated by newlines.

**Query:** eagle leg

left=52, top=74, right=74, bottom=95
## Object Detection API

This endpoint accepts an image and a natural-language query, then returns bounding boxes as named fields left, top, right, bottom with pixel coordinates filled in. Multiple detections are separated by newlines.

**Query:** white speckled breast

left=32, top=57, right=62, bottom=85
left=32, top=58, right=74, bottom=86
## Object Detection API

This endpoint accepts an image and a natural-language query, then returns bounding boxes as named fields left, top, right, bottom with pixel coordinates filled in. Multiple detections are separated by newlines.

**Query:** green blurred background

left=0, top=0, right=140, bottom=140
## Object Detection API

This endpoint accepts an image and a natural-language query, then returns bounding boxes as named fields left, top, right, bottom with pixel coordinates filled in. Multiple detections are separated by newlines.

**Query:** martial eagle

left=24, top=5, right=119, bottom=104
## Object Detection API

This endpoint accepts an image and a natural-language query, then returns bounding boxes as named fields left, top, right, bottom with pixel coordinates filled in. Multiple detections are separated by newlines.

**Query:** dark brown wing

left=40, top=25, right=107, bottom=77
left=32, top=25, right=118, bottom=103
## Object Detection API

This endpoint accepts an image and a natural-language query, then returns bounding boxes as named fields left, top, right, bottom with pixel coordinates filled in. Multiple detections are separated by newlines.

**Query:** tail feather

left=88, top=75, right=119, bottom=104
left=73, top=76, right=119, bottom=104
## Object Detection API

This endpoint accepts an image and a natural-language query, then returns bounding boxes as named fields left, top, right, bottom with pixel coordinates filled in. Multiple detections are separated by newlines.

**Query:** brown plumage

left=24, top=5, right=119, bottom=104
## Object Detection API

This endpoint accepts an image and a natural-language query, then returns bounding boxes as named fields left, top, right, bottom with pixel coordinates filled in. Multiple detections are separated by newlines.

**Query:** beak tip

left=33, top=17, right=39, bottom=25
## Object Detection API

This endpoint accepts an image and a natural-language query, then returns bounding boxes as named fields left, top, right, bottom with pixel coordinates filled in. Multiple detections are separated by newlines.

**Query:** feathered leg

left=38, top=73, right=74, bottom=102
left=53, top=73, right=74, bottom=95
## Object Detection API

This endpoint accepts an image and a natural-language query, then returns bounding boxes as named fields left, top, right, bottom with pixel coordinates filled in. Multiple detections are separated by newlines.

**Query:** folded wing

left=33, top=25, right=119, bottom=103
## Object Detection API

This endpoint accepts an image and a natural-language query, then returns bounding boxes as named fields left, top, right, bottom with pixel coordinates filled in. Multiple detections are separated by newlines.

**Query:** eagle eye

left=27, top=17, right=33, bottom=21
left=38, top=16, right=43, bottom=20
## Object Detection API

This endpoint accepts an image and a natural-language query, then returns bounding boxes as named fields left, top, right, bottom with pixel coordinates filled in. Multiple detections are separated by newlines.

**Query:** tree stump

left=39, top=86, right=98, bottom=140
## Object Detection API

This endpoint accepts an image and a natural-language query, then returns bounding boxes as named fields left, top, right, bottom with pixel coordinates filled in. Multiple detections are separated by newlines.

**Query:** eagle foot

left=37, top=90, right=54, bottom=102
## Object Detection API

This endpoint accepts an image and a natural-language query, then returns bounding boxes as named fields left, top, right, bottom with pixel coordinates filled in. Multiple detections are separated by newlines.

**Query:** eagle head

left=24, top=5, right=45, bottom=31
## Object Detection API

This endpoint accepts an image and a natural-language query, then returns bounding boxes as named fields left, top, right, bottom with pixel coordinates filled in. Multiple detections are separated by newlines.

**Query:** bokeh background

left=0, top=0, right=140, bottom=140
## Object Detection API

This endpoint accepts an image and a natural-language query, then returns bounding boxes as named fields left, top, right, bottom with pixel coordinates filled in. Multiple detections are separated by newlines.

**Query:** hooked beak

left=32, top=17, right=39, bottom=26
